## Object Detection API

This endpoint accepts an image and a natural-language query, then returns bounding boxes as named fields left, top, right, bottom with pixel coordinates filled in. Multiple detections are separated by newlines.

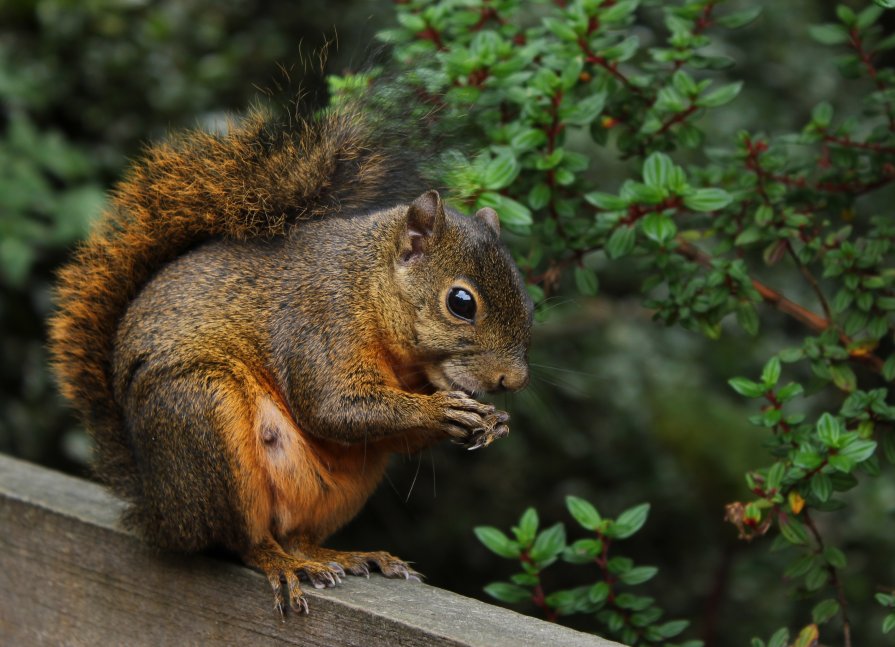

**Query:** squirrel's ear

left=402, top=190, right=445, bottom=262
left=475, top=207, right=500, bottom=235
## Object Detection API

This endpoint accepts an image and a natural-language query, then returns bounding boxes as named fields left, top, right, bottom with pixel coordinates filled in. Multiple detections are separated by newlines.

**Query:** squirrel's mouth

left=435, top=365, right=483, bottom=397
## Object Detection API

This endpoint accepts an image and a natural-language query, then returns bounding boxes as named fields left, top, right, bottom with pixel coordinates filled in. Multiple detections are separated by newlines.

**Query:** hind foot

left=243, top=537, right=345, bottom=616
left=292, top=542, right=422, bottom=581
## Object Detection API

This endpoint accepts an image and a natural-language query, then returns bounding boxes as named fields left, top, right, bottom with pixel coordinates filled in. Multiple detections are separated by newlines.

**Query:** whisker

left=429, top=448, right=437, bottom=498
left=530, top=373, right=591, bottom=397
left=405, top=449, right=423, bottom=503
left=530, top=362, right=597, bottom=377
left=383, top=470, right=401, bottom=498
left=536, top=296, right=579, bottom=315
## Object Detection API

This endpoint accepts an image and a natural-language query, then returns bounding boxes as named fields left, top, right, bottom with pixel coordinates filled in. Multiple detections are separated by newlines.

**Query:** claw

left=268, top=573, right=286, bottom=619
left=327, top=562, right=347, bottom=578
left=348, top=562, right=370, bottom=578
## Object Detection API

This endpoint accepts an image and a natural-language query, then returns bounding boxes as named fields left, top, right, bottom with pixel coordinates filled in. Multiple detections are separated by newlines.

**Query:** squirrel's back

left=48, top=101, right=431, bottom=502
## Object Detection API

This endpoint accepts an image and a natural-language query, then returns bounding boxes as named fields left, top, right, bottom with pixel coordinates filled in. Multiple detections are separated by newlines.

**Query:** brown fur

left=48, top=102, right=533, bottom=612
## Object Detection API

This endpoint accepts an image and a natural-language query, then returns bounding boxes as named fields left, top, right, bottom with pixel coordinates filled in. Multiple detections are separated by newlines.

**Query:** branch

left=803, top=510, right=852, bottom=647
left=676, top=239, right=885, bottom=373
left=675, top=239, right=829, bottom=332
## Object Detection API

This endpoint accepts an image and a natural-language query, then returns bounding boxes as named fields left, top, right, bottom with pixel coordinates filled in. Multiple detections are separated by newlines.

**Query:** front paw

left=462, top=411, right=510, bottom=450
left=433, top=391, right=510, bottom=449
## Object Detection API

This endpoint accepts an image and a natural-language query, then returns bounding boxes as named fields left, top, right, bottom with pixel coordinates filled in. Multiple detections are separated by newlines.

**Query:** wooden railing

left=0, top=453, right=620, bottom=646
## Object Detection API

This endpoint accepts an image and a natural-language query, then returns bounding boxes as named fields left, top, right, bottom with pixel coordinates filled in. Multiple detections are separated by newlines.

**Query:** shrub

left=357, top=0, right=895, bottom=643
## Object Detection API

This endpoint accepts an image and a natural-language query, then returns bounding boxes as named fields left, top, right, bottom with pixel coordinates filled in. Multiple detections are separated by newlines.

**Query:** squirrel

left=47, top=98, right=533, bottom=613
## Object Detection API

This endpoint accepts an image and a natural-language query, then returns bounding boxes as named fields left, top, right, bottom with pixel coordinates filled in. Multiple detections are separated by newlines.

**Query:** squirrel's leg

left=283, top=535, right=421, bottom=581
left=242, top=534, right=347, bottom=616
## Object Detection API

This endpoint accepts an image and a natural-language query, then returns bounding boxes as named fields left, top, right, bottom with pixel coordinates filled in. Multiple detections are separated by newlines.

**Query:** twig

left=803, top=510, right=852, bottom=647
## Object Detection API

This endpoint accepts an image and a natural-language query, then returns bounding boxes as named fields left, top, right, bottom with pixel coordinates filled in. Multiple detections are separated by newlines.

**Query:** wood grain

left=0, top=453, right=619, bottom=647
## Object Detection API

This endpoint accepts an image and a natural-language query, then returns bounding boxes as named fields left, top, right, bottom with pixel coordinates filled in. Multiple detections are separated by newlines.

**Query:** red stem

left=848, top=27, right=895, bottom=130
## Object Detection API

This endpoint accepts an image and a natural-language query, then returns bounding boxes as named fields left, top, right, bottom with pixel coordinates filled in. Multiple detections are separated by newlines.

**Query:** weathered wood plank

left=0, top=453, right=620, bottom=647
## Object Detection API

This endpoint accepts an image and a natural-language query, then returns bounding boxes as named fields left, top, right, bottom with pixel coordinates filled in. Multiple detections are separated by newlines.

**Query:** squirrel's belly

left=254, top=393, right=390, bottom=542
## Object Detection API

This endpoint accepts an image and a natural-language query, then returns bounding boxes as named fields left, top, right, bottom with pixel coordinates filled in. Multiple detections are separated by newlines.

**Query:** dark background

left=2, top=1, right=894, bottom=644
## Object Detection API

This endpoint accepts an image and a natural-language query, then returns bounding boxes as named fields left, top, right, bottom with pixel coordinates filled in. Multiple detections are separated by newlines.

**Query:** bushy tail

left=48, top=100, right=429, bottom=496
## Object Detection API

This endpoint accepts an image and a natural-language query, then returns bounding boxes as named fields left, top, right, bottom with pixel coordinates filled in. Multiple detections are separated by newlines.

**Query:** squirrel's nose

left=496, top=367, right=529, bottom=392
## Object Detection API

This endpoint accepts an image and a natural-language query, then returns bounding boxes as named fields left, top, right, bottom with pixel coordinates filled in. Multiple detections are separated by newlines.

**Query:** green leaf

left=624, top=182, right=665, bottom=204
left=812, top=598, right=839, bottom=624
left=475, top=526, right=521, bottom=558
left=810, top=473, right=832, bottom=502
left=768, top=628, right=789, bottom=647
left=875, top=592, right=895, bottom=606
left=482, top=152, right=520, bottom=190
left=812, top=101, right=834, bottom=127
left=672, top=69, right=698, bottom=96
left=543, top=17, right=578, bottom=41
left=511, top=573, right=538, bottom=587
left=823, top=547, right=847, bottom=569
left=641, top=212, right=677, bottom=244
left=530, top=523, right=566, bottom=563
left=696, top=81, right=743, bottom=107
left=839, top=438, right=877, bottom=463
left=484, top=581, right=532, bottom=604
left=817, top=413, right=842, bottom=447
left=837, top=4, right=856, bottom=24
left=564, top=538, right=603, bottom=563
left=613, top=503, right=650, bottom=539
left=830, top=363, right=856, bottom=392
left=566, top=495, right=602, bottom=530
left=828, top=454, right=856, bottom=472
left=476, top=192, right=533, bottom=227
left=535, top=149, right=564, bottom=170
left=643, top=152, right=676, bottom=188
left=777, top=382, right=803, bottom=402
left=564, top=92, right=607, bottom=126
left=761, top=357, right=781, bottom=388
left=779, top=518, right=809, bottom=545
left=737, top=303, right=760, bottom=336
left=683, top=188, right=732, bottom=212
left=717, top=7, right=762, bottom=29
left=856, top=5, right=884, bottom=30
left=602, top=35, right=639, bottom=62
left=601, top=0, right=639, bottom=23
left=620, top=565, right=658, bottom=585
left=584, top=191, right=627, bottom=210
left=767, top=462, right=786, bottom=491
left=606, top=225, right=637, bottom=259
left=786, top=554, right=817, bottom=578
left=794, top=450, right=823, bottom=470
left=883, top=355, right=895, bottom=382
left=574, top=267, right=599, bottom=296
left=528, top=183, right=550, bottom=210
left=884, top=613, right=895, bottom=634
left=809, top=24, right=850, bottom=45
left=728, top=377, right=765, bottom=398
left=654, top=619, right=689, bottom=638
left=511, top=128, right=548, bottom=152
left=514, top=507, right=539, bottom=545
left=735, top=226, right=762, bottom=246
left=396, top=12, right=427, bottom=33
left=589, top=581, right=610, bottom=604
left=805, top=564, right=829, bottom=591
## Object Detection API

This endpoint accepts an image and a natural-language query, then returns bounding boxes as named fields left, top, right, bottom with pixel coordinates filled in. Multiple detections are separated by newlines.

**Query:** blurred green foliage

left=0, top=0, right=382, bottom=467
left=3, top=1, right=895, bottom=646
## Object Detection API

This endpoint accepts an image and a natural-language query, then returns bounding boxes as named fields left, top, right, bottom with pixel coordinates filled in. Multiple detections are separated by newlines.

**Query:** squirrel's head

left=392, top=190, right=533, bottom=396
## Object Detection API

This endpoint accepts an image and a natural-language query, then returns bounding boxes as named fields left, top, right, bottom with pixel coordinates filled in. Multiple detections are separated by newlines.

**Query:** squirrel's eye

left=447, top=287, right=476, bottom=322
